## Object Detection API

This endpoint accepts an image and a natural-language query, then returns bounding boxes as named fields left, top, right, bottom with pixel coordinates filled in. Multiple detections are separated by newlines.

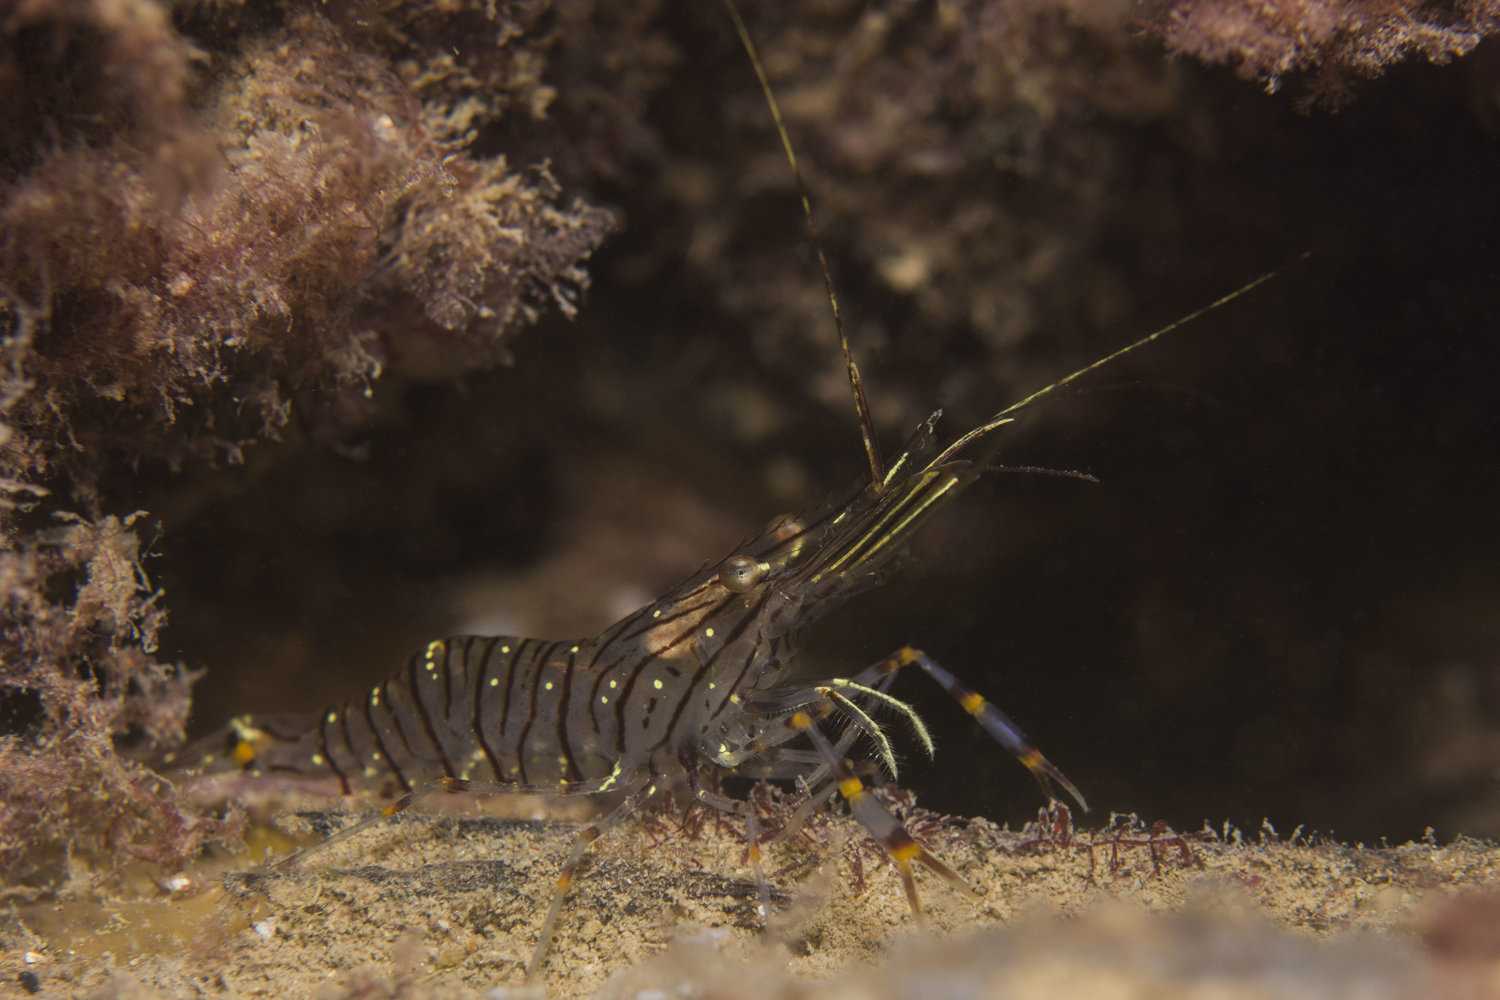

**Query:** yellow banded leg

left=270, top=774, right=468, bottom=873
left=785, top=712, right=979, bottom=916
left=853, top=646, right=1088, bottom=811
left=526, top=773, right=656, bottom=981
left=685, top=767, right=773, bottom=922
left=270, top=772, right=627, bottom=875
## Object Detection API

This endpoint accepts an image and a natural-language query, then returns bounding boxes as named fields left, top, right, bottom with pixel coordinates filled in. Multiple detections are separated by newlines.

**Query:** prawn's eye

left=718, top=554, right=765, bottom=593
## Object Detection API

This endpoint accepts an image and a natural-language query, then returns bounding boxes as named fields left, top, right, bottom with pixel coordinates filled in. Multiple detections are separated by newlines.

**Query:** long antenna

left=722, top=0, right=885, bottom=486
left=931, top=254, right=1310, bottom=469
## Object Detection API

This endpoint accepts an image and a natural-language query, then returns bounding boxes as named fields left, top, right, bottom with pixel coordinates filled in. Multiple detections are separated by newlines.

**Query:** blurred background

left=127, top=0, right=1500, bottom=847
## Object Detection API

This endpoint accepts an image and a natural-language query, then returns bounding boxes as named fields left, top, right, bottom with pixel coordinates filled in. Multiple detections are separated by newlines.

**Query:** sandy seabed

left=5, top=795, right=1499, bottom=1000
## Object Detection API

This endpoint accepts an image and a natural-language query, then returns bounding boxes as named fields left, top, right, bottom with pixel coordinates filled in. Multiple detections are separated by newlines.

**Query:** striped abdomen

left=243, top=562, right=796, bottom=796
left=313, top=635, right=619, bottom=794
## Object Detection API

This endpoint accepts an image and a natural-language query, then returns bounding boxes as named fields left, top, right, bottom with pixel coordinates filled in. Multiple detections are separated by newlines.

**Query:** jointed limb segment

left=771, top=778, right=838, bottom=846
left=262, top=652, right=1079, bottom=970
left=863, top=646, right=1089, bottom=812
left=745, top=645, right=1085, bottom=913
left=271, top=771, right=625, bottom=873
left=262, top=764, right=649, bottom=983
left=706, top=645, right=1085, bottom=921
left=824, top=679, right=935, bottom=758
left=740, top=678, right=932, bottom=781
left=526, top=773, right=656, bottom=981
left=818, top=687, right=900, bottom=779
left=684, top=764, right=776, bottom=921
left=785, top=710, right=979, bottom=916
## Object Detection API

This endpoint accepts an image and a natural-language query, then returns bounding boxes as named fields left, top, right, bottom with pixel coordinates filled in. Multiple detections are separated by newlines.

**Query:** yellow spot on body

left=326, top=711, right=337, bottom=724
left=311, top=753, right=326, bottom=766
left=705, top=627, right=715, bottom=638
left=600, top=696, right=609, bottom=705
left=501, top=645, right=511, bottom=654
left=838, top=777, right=864, bottom=800
left=609, top=679, right=618, bottom=689
left=426, top=662, right=436, bottom=671
left=489, top=678, right=499, bottom=687
left=959, top=691, right=985, bottom=715
left=382, top=803, right=398, bottom=817
left=653, top=679, right=663, bottom=690
left=790, top=712, right=812, bottom=729
left=544, top=681, right=554, bottom=691
left=652, top=609, right=662, bottom=618
left=371, top=752, right=381, bottom=761
left=570, top=644, right=579, bottom=654
left=232, top=742, right=257, bottom=766
left=427, top=640, right=444, bottom=657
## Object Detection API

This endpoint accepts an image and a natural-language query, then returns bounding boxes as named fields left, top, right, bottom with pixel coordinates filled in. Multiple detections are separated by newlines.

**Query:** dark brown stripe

left=571, top=642, right=607, bottom=757
left=615, top=587, right=717, bottom=643
left=513, top=641, right=558, bottom=786
left=555, top=646, right=583, bottom=783
left=642, top=593, right=732, bottom=662
left=613, top=646, right=653, bottom=740
left=448, top=636, right=475, bottom=719
left=335, top=708, right=366, bottom=780
left=407, top=653, right=456, bottom=778
left=656, top=588, right=775, bottom=749
left=382, top=674, right=419, bottom=760
left=319, top=711, right=352, bottom=794
left=499, top=639, right=530, bottom=749
left=721, top=633, right=789, bottom=718
left=362, top=696, right=411, bottom=792
left=587, top=645, right=618, bottom=706
left=440, top=638, right=455, bottom=721
left=472, top=636, right=505, bottom=780
left=613, top=591, right=733, bottom=737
